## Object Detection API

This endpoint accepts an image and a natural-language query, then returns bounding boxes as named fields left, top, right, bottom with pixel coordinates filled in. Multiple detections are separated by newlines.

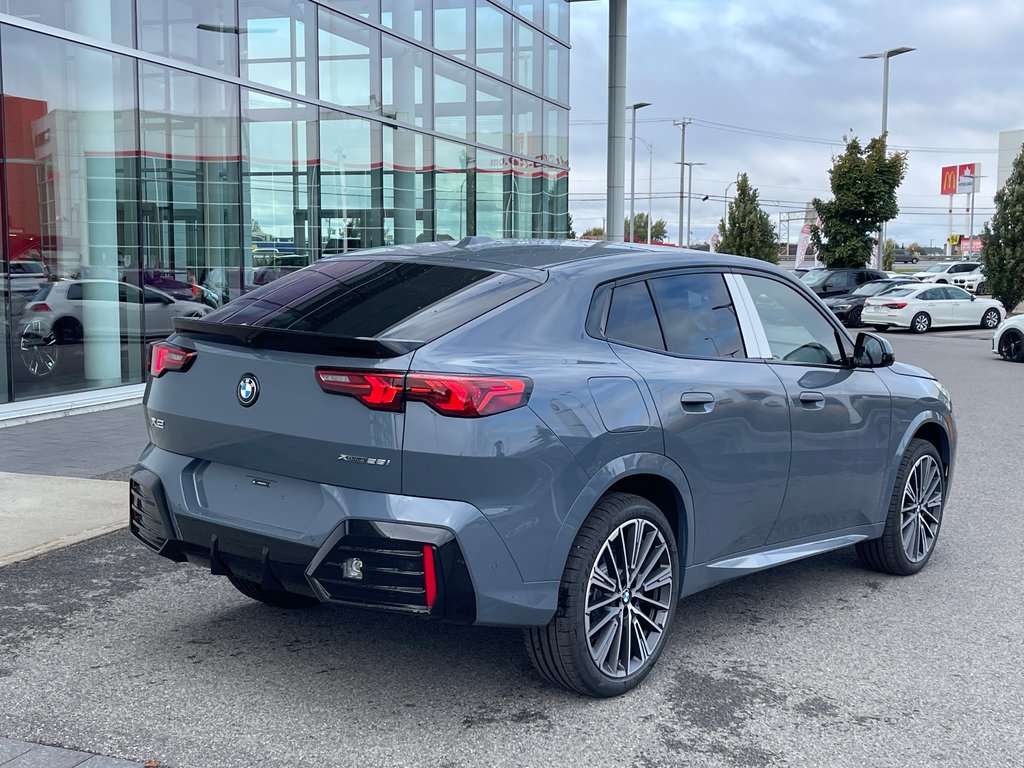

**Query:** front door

left=602, top=272, right=791, bottom=565
left=737, top=273, right=892, bottom=544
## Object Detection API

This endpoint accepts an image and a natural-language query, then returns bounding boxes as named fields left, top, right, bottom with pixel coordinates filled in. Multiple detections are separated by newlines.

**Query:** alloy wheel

left=1000, top=331, right=1024, bottom=361
left=20, top=320, right=59, bottom=378
left=982, top=309, right=1000, bottom=329
left=584, top=519, right=673, bottom=678
left=913, top=313, right=931, bottom=333
left=900, top=455, right=943, bottom=563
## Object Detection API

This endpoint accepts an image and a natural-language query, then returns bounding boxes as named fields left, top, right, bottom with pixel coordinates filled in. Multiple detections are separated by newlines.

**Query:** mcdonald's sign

left=940, top=165, right=958, bottom=195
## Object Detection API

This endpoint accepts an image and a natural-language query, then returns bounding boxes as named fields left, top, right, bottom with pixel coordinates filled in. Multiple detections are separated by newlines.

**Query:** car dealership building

left=0, top=0, right=569, bottom=411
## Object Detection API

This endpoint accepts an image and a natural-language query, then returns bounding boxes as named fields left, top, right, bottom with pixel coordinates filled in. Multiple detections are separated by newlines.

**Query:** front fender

left=543, top=452, right=695, bottom=582
left=881, top=409, right=957, bottom=524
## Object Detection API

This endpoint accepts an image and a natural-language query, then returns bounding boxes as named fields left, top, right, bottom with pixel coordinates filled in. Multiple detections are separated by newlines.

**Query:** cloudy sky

left=567, top=0, right=1024, bottom=248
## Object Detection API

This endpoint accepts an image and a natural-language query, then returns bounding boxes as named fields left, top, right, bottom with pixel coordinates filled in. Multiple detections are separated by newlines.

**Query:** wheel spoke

left=642, top=565, right=672, bottom=593
left=632, top=592, right=670, bottom=611
left=586, top=592, right=620, bottom=614
left=590, top=563, right=617, bottom=593
left=632, top=541, right=668, bottom=591
left=632, top=606, right=663, bottom=634
left=591, top=616, right=618, bottom=673
left=587, top=606, right=619, bottom=638
left=621, top=609, right=633, bottom=675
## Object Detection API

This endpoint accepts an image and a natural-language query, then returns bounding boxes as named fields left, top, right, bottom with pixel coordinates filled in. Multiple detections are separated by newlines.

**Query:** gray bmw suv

left=131, top=240, right=956, bottom=697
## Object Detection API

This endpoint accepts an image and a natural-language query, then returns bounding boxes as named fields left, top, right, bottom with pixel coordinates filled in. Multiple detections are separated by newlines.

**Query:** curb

left=0, top=521, right=128, bottom=568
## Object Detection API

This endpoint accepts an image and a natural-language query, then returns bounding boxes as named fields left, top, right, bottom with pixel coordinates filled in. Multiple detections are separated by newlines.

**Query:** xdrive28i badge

left=237, top=374, right=260, bottom=407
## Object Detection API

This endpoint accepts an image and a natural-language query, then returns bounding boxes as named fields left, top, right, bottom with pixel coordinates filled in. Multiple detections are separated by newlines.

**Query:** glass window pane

left=513, top=21, right=541, bottom=92
left=511, top=160, right=541, bottom=237
left=513, top=0, right=539, bottom=23
left=140, top=64, right=242, bottom=310
left=320, top=111, right=384, bottom=252
left=742, top=275, right=843, bottom=364
left=0, top=0, right=134, bottom=45
left=543, top=103, right=568, bottom=165
left=544, top=0, right=569, bottom=39
left=240, top=0, right=316, bottom=97
left=2, top=26, right=143, bottom=399
left=383, top=34, right=431, bottom=128
left=544, top=37, right=568, bottom=102
left=477, top=75, right=510, bottom=151
left=138, top=0, right=239, bottom=76
left=435, top=140, right=470, bottom=241
left=331, top=0, right=379, bottom=22
left=606, top=282, right=665, bottom=351
left=243, top=91, right=318, bottom=287
left=434, top=0, right=473, bottom=63
left=476, top=149, right=508, bottom=238
left=382, top=0, right=430, bottom=42
left=649, top=274, right=746, bottom=358
left=476, top=1, right=510, bottom=79
left=319, top=8, right=381, bottom=111
left=543, top=166, right=567, bottom=238
left=434, top=57, right=474, bottom=141
left=384, top=129, right=434, bottom=245
left=513, top=89, right=542, bottom=159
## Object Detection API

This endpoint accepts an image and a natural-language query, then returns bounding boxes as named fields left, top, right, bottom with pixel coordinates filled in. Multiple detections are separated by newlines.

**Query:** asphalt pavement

left=1, top=331, right=1022, bottom=767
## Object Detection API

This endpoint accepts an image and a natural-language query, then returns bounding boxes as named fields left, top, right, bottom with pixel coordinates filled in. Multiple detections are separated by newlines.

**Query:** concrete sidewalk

left=0, top=404, right=146, bottom=566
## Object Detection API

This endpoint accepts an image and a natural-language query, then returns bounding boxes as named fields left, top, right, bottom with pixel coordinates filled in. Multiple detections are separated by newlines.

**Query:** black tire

left=912, top=257, right=919, bottom=264
left=848, top=306, right=863, bottom=327
left=524, top=493, right=679, bottom=697
left=227, top=574, right=320, bottom=609
left=911, top=312, right=931, bottom=333
left=999, top=329, right=1024, bottom=362
left=872, top=324, right=890, bottom=332
left=856, top=438, right=945, bottom=576
left=980, top=308, right=1001, bottom=329
left=977, top=282, right=988, bottom=294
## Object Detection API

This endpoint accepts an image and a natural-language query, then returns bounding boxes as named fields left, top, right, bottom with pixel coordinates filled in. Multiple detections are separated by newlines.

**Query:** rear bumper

left=130, top=445, right=558, bottom=626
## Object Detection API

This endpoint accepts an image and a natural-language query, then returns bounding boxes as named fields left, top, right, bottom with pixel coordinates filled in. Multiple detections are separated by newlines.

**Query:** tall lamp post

left=638, top=138, right=654, bottom=243
left=628, top=101, right=651, bottom=241
left=681, top=161, right=706, bottom=248
left=723, top=178, right=737, bottom=226
left=860, top=46, right=915, bottom=264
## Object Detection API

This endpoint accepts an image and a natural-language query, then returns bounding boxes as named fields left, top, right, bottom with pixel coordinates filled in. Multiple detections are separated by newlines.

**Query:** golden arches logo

left=941, top=167, right=958, bottom=195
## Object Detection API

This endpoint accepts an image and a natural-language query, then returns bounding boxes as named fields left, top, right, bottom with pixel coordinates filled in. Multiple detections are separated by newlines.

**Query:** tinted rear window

left=200, top=259, right=538, bottom=342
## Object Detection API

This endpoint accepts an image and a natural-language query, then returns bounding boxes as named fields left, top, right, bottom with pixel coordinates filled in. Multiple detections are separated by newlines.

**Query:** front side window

left=742, top=275, right=843, bottom=365
left=605, top=281, right=664, bottom=351
left=648, top=273, right=745, bottom=359
left=919, top=288, right=946, bottom=301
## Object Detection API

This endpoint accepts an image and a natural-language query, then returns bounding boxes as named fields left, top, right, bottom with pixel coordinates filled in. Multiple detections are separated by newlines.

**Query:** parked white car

left=862, top=283, right=1004, bottom=333
left=993, top=314, right=1024, bottom=362
left=912, top=261, right=981, bottom=283
left=951, top=266, right=987, bottom=294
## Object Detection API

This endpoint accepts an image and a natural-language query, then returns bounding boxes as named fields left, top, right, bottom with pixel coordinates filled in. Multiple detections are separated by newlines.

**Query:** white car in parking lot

left=862, top=284, right=1004, bottom=333
left=951, top=266, right=987, bottom=294
left=912, top=261, right=981, bottom=283
left=993, top=314, right=1024, bottom=362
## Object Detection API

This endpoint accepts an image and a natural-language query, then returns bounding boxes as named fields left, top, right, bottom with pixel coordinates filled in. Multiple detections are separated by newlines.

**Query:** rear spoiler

left=172, top=317, right=420, bottom=359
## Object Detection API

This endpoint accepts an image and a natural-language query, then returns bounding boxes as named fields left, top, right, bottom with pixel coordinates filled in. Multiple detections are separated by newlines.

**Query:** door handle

left=799, top=391, right=825, bottom=409
left=681, top=392, right=715, bottom=414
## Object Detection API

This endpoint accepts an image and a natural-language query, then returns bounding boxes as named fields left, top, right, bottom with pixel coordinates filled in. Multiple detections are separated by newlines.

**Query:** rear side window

left=200, top=259, right=538, bottom=343
left=605, top=281, right=665, bottom=350
left=648, top=273, right=745, bottom=358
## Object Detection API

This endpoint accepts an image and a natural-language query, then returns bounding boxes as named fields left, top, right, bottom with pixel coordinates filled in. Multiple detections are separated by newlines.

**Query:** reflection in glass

left=332, top=0, right=379, bottom=22
left=512, top=160, right=542, bottom=238
left=544, top=0, right=569, bottom=39
left=513, top=21, right=542, bottom=93
left=321, top=111, right=383, bottom=253
left=476, top=1, right=510, bottom=79
left=384, top=130, right=434, bottom=245
left=544, top=37, right=569, bottom=103
left=544, top=167, right=568, bottom=238
left=513, top=89, right=543, bottom=159
left=1, top=26, right=142, bottom=398
left=383, top=35, right=431, bottom=127
left=138, top=0, right=239, bottom=75
left=434, top=0, right=473, bottom=62
left=0, top=0, right=134, bottom=45
left=435, top=140, right=470, bottom=241
left=514, top=0, right=539, bottom=23
left=543, top=103, right=568, bottom=165
left=477, top=76, right=510, bottom=151
left=476, top=149, right=509, bottom=238
left=240, top=0, right=317, bottom=97
left=243, top=91, right=319, bottom=286
left=382, top=0, right=431, bottom=42
left=140, top=64, right=242, bottom=310
left=319, top=8, right=381, bottom=111
left=435, top=57, right=474, bottom=141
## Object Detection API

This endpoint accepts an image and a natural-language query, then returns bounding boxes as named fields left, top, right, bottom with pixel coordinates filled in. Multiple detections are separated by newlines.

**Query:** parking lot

left=1, top=328, right=1022, bottom=768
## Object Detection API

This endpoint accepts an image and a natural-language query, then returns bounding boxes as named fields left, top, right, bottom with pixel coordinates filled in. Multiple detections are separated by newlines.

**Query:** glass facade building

left=0, top=0, right=569, bottom=405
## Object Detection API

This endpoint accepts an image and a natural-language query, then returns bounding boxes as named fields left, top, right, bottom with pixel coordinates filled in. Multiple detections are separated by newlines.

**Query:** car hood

left=889, top=361, right=936, bottom=380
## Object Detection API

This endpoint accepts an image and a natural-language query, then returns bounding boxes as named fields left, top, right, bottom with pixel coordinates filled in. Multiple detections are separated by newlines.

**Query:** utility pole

left=682, top=161, right=706, bottom=248
left=628, top=102, right=651, bottom=242
left=673, top=118, right=691, bottom=247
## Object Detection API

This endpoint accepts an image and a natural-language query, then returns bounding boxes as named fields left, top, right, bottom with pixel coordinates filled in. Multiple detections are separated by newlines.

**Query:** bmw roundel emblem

left=237, top=374, right=260, bottom=407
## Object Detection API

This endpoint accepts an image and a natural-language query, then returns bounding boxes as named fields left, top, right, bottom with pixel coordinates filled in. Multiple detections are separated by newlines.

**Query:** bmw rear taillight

left=882, top=302, right=908, bottom=309
left=149, top=341, right=197, bottom=377
left=315, top=369, right=532, bottom=417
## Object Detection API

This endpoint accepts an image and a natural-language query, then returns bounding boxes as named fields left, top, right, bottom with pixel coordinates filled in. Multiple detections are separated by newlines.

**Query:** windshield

left=11, top=261, right=45, bottom=275
left=925, top=264, right=951, bottom=273
left=799, top=270, right=829, bottom=287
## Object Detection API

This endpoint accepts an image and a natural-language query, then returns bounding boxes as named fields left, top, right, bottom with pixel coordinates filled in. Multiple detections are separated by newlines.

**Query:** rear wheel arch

left=603, top=474, right=685, bottom=555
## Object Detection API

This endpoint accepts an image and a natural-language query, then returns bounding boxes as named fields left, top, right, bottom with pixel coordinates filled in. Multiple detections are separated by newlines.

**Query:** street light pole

left=628, top=102, right=651, bottom=242
left=681, top=161, right=706, bottom=248
left=860, top=46, right=915, bottom=265
left=673, top=119, right=690, bottom=247
left=723, top=179, right=736, bottom=227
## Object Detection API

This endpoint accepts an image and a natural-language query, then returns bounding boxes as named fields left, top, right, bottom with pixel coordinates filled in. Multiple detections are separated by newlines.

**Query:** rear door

left=943, top=286, right=974, bottom=325
left=603, top=271, right=791, bottom=564
left=735, top=273, right=891, bottom=544
left=917, top=286, right=952, bottom=325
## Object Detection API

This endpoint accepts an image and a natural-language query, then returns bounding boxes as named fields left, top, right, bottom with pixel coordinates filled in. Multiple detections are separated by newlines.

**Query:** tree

left=810, top=135, right=908, bottom=269
left=582, top=225, right=605, bottom=239
left=567, top=212, right=577, bottom=239
left=624, top=213, right=668, bottom=243
left=715, top=173, right=778, bottom=263
left=982, top=143, right=1024, bottom=313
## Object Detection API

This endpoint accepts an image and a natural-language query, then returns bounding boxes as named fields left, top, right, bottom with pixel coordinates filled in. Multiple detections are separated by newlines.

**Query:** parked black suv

left=800, top=268, right=889, bottom=298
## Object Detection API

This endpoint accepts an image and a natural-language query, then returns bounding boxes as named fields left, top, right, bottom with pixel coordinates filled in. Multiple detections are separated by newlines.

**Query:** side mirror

left=970, top=294, right=976, bottom=301
left=853, top=332, right=895, bottom=368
